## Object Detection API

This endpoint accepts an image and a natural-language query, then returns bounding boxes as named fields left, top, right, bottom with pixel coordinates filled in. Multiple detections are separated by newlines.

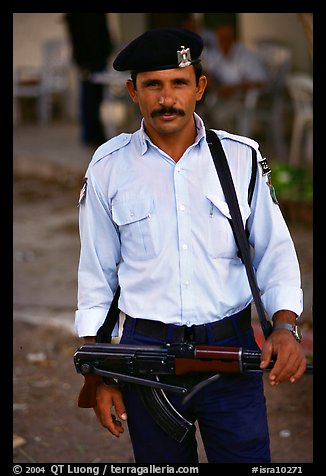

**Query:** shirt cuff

left=261, top=286, right=303, bottom=320
left=75, top=308, right=109, bottom=337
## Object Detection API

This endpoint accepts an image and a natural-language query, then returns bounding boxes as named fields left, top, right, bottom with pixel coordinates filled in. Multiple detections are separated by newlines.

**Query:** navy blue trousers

left=119, top=315, right=271, bottom=464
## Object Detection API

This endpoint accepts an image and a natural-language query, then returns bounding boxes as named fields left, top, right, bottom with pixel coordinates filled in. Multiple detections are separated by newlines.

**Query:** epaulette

left=212, top=129, right=279, bottom=205
left=214, top=129, right=259, bottom=152
left=90, top=133, right=132, bottom=166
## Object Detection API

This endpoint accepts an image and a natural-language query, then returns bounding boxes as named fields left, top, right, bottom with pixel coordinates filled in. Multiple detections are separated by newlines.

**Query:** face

left=126, top=66, right=207, bottom=138
left=216, top=25, right=236, bottom=55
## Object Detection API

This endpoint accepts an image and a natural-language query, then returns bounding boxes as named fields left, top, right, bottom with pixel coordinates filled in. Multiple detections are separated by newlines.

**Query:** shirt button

left=182, top=244, right=188, bottom=250
left=176, top=166, right=181, bottom=173
left=180, top=204, right=185, bottom=211
left=184, top=280, right=190, bottom=286
left=186, top=321, right=191, bottom=326
left=130, top=211, right=134, bottom=217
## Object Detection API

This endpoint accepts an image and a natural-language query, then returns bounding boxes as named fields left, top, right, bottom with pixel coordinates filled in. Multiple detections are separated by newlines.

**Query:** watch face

left=294, top=325, right=302, bottom=342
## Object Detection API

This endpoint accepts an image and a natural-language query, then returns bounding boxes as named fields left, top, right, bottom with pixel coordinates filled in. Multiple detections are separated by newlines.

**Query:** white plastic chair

left=13, top=65, right=43, bottom=125
left=13, top=39, right=70, bottom=126
left=286, top=73, right=313, bottom=166
left=243, top=39, right=292, bottom=160
left=199, top=39, right=292, bottom=161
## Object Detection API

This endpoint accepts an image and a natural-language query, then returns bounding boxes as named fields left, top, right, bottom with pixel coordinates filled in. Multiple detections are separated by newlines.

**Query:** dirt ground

left=13, top=173, right=313, bottom=464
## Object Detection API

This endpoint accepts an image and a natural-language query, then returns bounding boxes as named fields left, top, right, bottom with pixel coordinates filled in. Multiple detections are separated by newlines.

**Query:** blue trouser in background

left=119, top=314, right=271, bottom=464
left=79, top=75, right=106, bottom=146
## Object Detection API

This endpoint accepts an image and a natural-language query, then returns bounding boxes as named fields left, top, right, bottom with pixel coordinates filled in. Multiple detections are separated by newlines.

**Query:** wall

left=13, top=13, right=67, bottom=68
left=240, top=13, right=312, bottom=73
left=119, top=13, right=146, bottom=45
left=13, top=13, right=312, bottom=72
left=13, top=12, right=313, bottom=122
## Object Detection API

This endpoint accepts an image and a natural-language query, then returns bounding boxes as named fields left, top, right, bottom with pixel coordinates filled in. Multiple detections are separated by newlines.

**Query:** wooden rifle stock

left=175, top=346, right=242, bottom=374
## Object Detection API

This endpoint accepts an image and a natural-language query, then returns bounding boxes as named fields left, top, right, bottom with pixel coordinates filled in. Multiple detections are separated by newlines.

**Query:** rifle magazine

left=137, top=384, right=193, bottom=443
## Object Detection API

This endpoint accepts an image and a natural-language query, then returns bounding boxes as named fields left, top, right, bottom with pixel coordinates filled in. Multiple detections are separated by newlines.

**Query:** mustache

left=151, top=107, right=186, bottom=118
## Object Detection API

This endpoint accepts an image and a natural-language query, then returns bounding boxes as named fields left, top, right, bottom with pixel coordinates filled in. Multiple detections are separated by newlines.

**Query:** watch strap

left=273, top=323, right=295, bottom=332
left=273, top=322, right=302, bottom=342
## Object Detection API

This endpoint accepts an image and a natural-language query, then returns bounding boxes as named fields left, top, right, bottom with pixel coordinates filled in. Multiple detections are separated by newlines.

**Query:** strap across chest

left=96, top=130, right=272, bottom=343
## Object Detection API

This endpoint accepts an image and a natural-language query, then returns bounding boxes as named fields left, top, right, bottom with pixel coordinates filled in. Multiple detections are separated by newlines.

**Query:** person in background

left=64, top=13, right=113, bottom=147
left=177, top=13, right=217, bottom=56
left=75, top=27, right=306, bottom=463
left=201, top=20, right=267, bottom=132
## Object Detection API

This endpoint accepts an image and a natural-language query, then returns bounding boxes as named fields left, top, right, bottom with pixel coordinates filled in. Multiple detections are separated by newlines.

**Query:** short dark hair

left=130, top=61, right=203, bottom=89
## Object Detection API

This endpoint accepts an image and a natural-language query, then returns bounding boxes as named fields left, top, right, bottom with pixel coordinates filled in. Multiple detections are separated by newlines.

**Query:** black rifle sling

left=205, top=129, right=273, bottom=340
left=247, top=148, right=257, bottom=210
left=234, top=146, right=256, bottom=261
left=96, top=286, right=120, bottom=343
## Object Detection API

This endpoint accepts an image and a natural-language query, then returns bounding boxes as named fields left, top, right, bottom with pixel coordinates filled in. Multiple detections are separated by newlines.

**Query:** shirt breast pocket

left=206, top=194, right=250, bottom=259
left=112, top=197, right=158, bottom=260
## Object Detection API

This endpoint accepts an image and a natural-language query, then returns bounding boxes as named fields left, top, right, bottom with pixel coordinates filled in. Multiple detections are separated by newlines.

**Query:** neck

left=144, top=118, right=198, bottom=162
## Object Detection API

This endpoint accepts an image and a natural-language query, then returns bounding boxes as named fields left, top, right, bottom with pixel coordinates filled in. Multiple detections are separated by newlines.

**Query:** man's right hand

left=82, top=336, right=127, bottom=437
left=93, top=382, right=128, bottom=437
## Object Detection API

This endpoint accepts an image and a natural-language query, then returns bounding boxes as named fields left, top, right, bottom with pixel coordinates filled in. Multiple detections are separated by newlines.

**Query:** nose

left=158, top=86, right=175, bottom=107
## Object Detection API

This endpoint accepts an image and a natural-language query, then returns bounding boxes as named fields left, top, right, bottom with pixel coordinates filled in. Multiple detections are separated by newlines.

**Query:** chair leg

left=238, top=89, right=258, bottom=137
left=271, top=98, right=286, bottom=160
left=304, top=124, right=313, bottom=164
left=288, top=116, right=306, bottom=166
left=39, top=93, right=51, bottom=125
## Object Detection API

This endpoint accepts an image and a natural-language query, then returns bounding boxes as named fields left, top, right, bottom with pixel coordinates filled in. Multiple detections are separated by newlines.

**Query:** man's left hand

left=260, top=328, right=307, bottom=385
left=260, top=309, right=307, bottom=385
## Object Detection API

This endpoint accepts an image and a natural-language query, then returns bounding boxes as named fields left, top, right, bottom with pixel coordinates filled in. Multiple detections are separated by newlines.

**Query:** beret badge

left=177, top=46, right=192, bottom=68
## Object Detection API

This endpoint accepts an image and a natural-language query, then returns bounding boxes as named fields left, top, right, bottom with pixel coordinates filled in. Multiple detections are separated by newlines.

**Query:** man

left=75, top=27, right=306, bottom=463
left=200, top=21, right=267, bottom=135
left=64, top=13, right=113, bottom=147
left=204, top=21, right=267, bottom=97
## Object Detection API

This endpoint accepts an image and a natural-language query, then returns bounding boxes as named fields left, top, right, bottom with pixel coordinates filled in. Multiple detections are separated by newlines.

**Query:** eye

left=143, top=80, right=161, bottom=88
left=173, top=79, right=189, bottom=86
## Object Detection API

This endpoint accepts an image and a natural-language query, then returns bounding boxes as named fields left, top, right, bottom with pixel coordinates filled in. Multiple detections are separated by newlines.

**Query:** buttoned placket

left=173, top=159, right=195, bottom=324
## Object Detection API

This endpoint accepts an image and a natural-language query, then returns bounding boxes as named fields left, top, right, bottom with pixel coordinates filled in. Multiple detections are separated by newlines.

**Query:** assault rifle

left=74, top=342, right=313, bottom=442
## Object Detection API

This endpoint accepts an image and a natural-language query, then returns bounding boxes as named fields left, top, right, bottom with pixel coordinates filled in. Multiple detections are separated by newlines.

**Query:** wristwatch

left=273, top=323, right=302, bottom=343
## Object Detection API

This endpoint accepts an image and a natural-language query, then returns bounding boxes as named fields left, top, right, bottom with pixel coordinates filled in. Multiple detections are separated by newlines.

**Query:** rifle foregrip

left=137, top=384, right=193, bottom=443
left=78, top=374, right=103, bottom=408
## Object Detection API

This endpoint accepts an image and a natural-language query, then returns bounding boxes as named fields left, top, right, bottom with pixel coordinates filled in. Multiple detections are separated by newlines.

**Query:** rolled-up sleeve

left=75, top=165, right=121, bottom=337
left=247, top=150, right=303, bottom=319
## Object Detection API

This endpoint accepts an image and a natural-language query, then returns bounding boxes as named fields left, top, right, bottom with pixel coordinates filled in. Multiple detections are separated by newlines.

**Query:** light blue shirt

left=202, top=42, right=267, bottom=86
left=75, top=113, right=303, bottom=337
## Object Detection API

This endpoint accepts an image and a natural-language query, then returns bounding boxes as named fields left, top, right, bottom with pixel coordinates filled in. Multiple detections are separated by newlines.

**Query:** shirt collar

left=139, top=119, right=150, bottom=155
left=193, top=112, right=206, bottom=144
left=138, top=112, right=206, bottom=155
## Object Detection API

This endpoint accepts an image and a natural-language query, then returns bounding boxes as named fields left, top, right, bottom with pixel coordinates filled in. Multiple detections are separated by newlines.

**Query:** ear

left=196, top=75, right=207, bottom=101
left=126, top=79, right=139, bottom=104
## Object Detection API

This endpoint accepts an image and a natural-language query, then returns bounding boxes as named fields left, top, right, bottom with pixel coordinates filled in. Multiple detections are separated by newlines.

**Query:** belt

left=124, top=305, right=251, bottom=344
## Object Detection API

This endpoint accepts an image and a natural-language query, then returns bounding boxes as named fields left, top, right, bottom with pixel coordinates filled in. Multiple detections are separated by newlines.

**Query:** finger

left=260, top=340, right=274, bottom=369
left=94, top=405, right=125, bottom=437
left=270, top=351, right=305, bottom=384
left=112, top=392, right=128, bottom=421
left=268, top=352, right=295, bottom=383
left=94, top=385, right=126, bottom=437
left=289, top=357, right=307, bottom=383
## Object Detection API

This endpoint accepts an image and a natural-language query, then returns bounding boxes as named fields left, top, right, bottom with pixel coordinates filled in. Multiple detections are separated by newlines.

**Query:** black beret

left=113, top=27, right=203, bottom=72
